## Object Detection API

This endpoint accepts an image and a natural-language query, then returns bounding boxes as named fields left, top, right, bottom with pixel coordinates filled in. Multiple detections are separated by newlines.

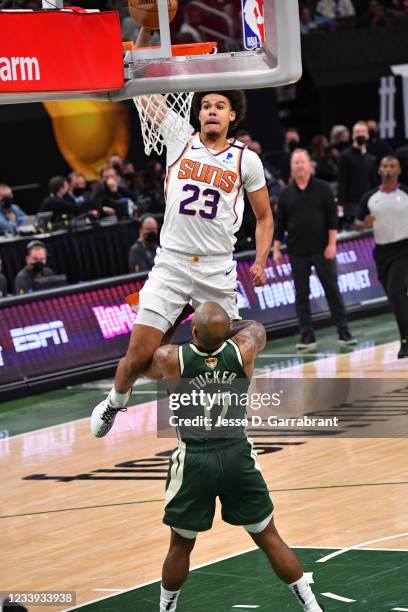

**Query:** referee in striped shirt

left=356, top=156, right=408, bottom=359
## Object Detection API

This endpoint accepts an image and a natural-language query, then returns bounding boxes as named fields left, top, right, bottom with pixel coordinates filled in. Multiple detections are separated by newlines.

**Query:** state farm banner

left=0, top=10, right=124, bottom=93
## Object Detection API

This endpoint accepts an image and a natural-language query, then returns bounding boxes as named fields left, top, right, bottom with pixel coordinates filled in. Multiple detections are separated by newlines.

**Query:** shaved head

left=192, top=302, right=230, bottom=352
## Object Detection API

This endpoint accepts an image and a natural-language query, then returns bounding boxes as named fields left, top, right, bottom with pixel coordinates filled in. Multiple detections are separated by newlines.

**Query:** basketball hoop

left=131, top=41, right=217, bottom=156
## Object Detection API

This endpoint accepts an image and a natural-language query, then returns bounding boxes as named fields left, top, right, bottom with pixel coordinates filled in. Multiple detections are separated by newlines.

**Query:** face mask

left=368, top=128, right=378, bottom=139
left=144, top=231, right=158, bottom=244
left=2, top=196, right=13, bottom=208
left=337, top=141, right=349, bottom=151
left=31, top=261, right=45, bottom=274
left=355, top=135, right=367, bottom=146
left=123, top=172, right=135, bottom=179
left=288, top=140, right=298, bottom=152
left=73, top=187, right=85, bottom=197
left=112, top=163, right=122, bottom=174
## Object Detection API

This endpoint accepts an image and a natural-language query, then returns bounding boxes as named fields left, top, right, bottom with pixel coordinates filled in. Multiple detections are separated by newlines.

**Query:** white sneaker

left=90, top=390, right=131, bottom=438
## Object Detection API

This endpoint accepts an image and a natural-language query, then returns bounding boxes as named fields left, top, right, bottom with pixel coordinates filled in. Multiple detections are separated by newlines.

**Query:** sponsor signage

left=0, top=236, right=385, bottom=386
left=0, top=10, right=123, bottom=93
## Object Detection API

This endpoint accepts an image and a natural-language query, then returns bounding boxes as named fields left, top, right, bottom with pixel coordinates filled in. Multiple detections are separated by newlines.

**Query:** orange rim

left=123, top=41, right=217, bottom=56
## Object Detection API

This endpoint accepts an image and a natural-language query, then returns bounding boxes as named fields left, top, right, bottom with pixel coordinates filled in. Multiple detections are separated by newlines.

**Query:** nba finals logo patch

left=205, top=357, right=218, bottom=369
left=241, top=0, right=265, bottom=50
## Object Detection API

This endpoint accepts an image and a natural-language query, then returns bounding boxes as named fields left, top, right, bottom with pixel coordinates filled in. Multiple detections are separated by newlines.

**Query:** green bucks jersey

left=174, top=339, right=249, bottom=442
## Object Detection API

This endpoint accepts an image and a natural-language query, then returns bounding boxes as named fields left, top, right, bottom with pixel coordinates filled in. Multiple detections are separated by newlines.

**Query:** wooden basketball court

left=2, top=326, right=408, bottom=611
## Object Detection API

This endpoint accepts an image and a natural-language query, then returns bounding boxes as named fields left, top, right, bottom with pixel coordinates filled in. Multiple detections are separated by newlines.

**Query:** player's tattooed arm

left=229, top=319, right=255, bottom=337
left=232, top=322, right=266, bottom=378
left=247, top=185, right=274, bottom=286
left=144, top=344, right=180, bottom=380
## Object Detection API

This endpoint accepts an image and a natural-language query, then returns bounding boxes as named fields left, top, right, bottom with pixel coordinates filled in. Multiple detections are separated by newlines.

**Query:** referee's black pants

left=373, top=239, right=408, bottom=340
left=290, top=253, right=348, bottom=334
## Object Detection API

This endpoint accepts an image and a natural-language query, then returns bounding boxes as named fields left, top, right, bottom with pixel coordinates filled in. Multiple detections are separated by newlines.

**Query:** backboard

left=0, top=0, right=301, bottom=105
left=119, top=0, right=302, bottom=99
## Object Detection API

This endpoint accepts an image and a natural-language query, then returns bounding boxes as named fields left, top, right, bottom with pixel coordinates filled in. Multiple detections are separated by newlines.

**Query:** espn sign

left=10, top=321, right=69, bottom=353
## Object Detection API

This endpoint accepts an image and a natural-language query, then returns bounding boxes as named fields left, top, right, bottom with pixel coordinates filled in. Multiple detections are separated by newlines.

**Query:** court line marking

left=92, top=588, right=125, bottom=593
left=62, top=544, right=408, bottom=612
left=0, top=400, right=157, bottom=441
left=2, top=338, right=402, bottom=441
left=63, top=545, right=258, bottom=611
left=3, top=481, right=408, bottom=520
left=321, top=592, right=356, bottom=603
left=316, top=533, right=408, bottom=563
left=232, top=606, right=260, bottom=609
left=392, top=608, right=408, bottom=611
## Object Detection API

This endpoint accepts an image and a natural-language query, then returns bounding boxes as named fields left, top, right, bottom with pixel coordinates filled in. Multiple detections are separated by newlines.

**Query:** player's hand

left=364, top=214, right=376, bottom=228
left=273, top=249, right=283, bottom=265
left=324, top=244, right=336, bottom=259
left=250, top=261, right=267, bottom=286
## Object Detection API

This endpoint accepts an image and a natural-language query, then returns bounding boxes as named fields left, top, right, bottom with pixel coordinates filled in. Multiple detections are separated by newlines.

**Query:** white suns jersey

left=159, top=117, right=266, bottom=256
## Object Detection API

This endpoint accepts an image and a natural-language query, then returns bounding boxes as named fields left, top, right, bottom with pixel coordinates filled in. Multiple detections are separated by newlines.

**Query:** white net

left=133, top=92, right=194, bottom=156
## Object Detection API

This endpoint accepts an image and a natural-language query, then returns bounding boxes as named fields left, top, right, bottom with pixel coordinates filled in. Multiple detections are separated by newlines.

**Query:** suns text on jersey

left=178, top=159, right=238, bottom=193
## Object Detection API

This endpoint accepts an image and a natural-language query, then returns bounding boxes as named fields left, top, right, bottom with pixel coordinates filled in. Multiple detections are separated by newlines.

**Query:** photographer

left=0, top=183, right=26, bottom=235
left=14, top=240, right=55, bottom=294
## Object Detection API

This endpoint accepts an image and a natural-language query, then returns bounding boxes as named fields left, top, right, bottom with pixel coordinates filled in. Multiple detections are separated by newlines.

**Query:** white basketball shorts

left=136, top=247, right=240, bottom=332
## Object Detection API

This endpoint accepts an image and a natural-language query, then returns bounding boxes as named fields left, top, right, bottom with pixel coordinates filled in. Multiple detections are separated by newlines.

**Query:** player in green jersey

left=148, top=302, right=325, bottom=612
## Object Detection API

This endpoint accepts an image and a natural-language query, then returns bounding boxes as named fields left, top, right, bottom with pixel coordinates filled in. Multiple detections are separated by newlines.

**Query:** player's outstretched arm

left=232, top=321, right=266, bottom=378
left=247, top=186, right=274, bottom=286
left=133, top=26, right=168, bottom=127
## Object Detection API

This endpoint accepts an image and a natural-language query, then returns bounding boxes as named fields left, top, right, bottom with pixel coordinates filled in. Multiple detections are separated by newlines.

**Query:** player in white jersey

left=90, top=27, right=273, bottom=437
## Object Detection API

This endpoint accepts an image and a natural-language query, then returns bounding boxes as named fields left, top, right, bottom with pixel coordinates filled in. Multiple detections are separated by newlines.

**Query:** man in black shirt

left=38, top=176, right=89, bottom=223
left=338, top=121, right=377, bottom=229
left=274, top=149, right=356, bottom=349
left=14, top=241, right=55, bottom=294
left=128, top=216, right=159, bottom=272
left=356, top=156, right=408, bottom=359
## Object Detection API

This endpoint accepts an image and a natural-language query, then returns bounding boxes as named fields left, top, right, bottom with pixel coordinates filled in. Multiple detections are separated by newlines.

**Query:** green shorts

left=163, top=437, right=273, bottom=532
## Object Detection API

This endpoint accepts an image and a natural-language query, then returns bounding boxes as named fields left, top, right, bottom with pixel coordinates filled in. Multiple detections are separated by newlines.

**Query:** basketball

left=128, top=0, right=178, bottom=30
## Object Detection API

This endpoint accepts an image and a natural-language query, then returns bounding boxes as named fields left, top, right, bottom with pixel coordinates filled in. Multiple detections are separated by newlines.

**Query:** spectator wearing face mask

left=279, top=127, right=301, bottom=185
left=14, top=241, right=55, bottom=294
left=38, top=176, right=89, bottom=222
left=0, top=183, right=26, bottom=235
left=338, top=121, right=378, bottom=228
left=330, top=125, right=351, bottom=159
left=94, top=166, right=134, bottom=220
left=366, top=119, right=393, bottom=167
left=66, top=172, right=93, bottom=208
left=128, top=215, right=159, bottom=273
